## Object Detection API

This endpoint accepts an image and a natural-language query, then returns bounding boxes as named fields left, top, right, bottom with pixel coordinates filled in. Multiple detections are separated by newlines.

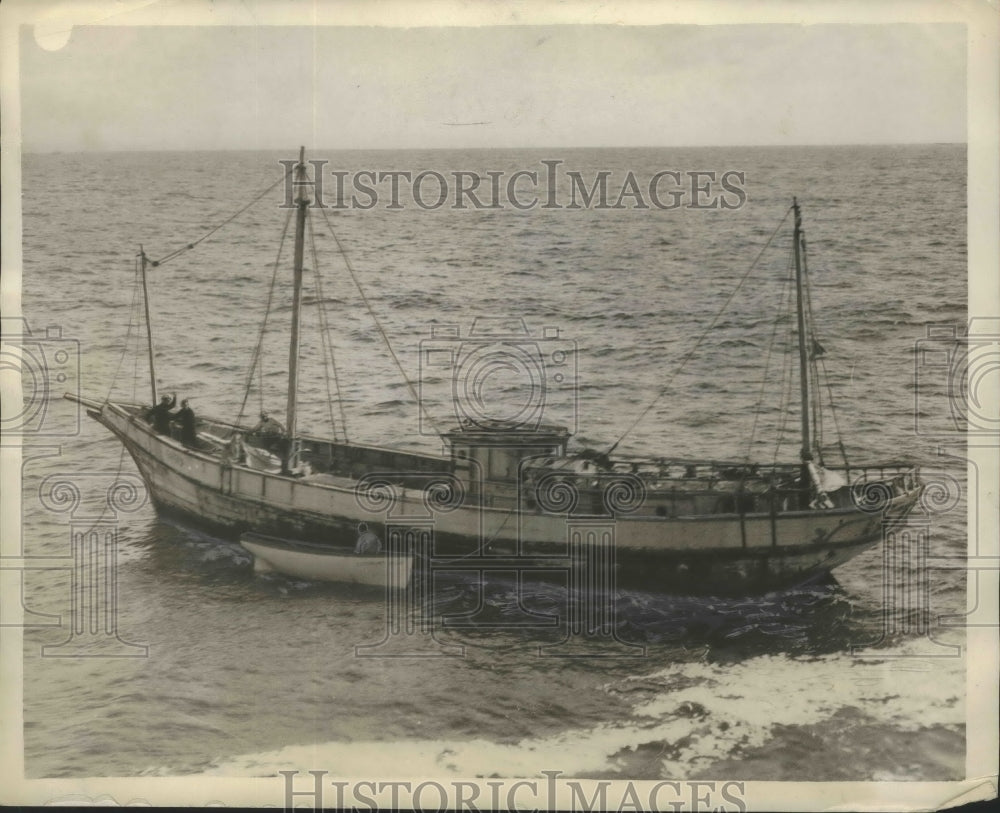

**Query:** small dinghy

left=240, top=532, right=413, bottom=588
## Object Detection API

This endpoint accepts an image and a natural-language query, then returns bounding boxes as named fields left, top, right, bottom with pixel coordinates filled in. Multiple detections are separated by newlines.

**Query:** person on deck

left=146, top=394, right=176, bottom=435
left=173, top=399, right=197, bottom=446
left=251, top=411, right=286, bottom=438
left=224, top=433, right=245, bottom=464
left=249, top=411, right=288, bottom=456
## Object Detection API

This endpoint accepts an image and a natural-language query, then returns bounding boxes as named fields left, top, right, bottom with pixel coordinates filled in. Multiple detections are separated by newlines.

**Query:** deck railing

left=177, top=408, right=922, bottom=523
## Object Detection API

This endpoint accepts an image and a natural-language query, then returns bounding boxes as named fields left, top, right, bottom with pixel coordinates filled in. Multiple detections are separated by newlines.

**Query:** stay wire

left=106, top=257, right=143, bottom=403
left=802, top=230, right=850, bottom=471
left=800, top=237, right=823, bottom=461
left=307, top=211, right=349, bottom=443
left=773, top=245, right=798, bottom=465
left=317, top=205, right=444, bottom=438
left=235, top=205, right=295, bottom=426
left=606, top=204, right=794, bottom=456
left=802, top=238, right=851, bottom=471
left=745, top=267, right=794, bottom=460
left=148, top=165, right=294, bottom=269
left=819, top=355, right=851, bottom=471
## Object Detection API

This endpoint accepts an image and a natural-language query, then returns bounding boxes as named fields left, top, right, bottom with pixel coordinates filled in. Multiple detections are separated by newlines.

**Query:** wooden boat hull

left=240, top=533, right=412, bottom=588
left=84, top=400, right=922, bottom=595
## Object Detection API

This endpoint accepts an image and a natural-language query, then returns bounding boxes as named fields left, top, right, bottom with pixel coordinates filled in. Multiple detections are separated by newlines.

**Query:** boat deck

left=107, top=401, right=921, bottom=521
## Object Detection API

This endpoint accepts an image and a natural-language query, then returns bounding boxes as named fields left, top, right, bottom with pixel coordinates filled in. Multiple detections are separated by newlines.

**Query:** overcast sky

left=19, top=22, right=966, bottom=152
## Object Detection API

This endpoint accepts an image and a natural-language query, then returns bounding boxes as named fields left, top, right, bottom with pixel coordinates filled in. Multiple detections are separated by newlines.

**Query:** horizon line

left=22, top=140, right=968, bottom=156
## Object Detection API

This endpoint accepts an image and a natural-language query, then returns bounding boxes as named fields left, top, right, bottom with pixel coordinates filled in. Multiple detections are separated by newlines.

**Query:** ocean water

left=18, top=145, right=968, bottom=780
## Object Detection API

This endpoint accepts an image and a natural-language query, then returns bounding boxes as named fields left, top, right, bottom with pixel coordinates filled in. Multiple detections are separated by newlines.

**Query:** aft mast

left=792, top=197, right=813, bottom=503
left=284, top=147, right=309, bottom=474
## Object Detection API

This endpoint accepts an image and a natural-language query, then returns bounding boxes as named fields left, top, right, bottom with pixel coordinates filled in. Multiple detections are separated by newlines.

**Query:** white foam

left=204, top=634, right=965, bottom=778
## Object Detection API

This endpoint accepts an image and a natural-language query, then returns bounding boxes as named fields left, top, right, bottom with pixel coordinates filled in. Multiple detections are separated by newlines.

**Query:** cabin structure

left=442, top=420, right=570, bottom=507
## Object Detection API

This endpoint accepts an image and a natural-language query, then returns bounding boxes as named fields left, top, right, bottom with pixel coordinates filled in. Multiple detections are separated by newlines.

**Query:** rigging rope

left=800, top=234, right=851, bottom=468
left=147, top=166, right=294, bottom=269
left=316, top=205, right=445, bottom=438
left=772, top=244, right=798, bottom=466
left=801, top=237, right=824, bottom=462
left=307, top=211, right=350, bottom=443
left=131, top=312, right=140, bottom=401
left=605, top=204, right=794, bottom=456
left=235, top=206, right=295, bottom=427
left=745, top=264, right=794, bottom=460
left=70, top=271, right=142, bottom=538
left=106, top=256, right=144, bottom=403
left=818, top=355, right=851, bottom=471
left=800, top=235, right=850, bottom=470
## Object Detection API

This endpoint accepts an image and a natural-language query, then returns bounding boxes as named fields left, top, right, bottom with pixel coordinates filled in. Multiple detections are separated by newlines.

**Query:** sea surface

left=18, top=145, right=968, bottom=780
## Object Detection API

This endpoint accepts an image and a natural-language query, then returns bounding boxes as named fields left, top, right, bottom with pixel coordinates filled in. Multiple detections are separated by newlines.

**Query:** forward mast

left=283, top=147, right=310, bottom=473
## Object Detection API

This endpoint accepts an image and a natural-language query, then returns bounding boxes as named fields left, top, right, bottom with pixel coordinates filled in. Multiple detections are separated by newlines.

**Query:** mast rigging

left=792, top=197, right=812, bottom=467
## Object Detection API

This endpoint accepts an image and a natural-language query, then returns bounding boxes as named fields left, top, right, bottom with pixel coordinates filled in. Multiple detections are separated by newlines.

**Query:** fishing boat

left=65, top=149, right=923, bottom=594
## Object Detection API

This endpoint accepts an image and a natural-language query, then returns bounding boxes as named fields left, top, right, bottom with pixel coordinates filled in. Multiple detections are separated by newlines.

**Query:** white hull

left=241, top=534, right=412, bottom=588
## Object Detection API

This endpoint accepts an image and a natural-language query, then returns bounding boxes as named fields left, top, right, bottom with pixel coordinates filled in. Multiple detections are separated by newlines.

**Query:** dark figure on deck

left=146, top=394, right=176, bottom=435
left=251, top=411, right=286, bottom=437
left=173, top=399, right=197, bottom=446
left=250, top=410, right=287, bottom=455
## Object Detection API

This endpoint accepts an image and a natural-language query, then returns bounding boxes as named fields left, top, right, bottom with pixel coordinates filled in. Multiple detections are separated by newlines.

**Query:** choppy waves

left=203, top=635, right=964, bottom=779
